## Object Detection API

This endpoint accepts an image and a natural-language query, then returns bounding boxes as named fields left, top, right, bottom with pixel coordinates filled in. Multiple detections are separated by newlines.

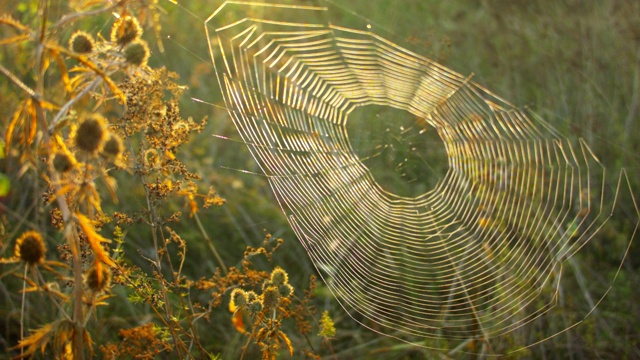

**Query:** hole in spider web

left=347, top=105, right=448, bottom=198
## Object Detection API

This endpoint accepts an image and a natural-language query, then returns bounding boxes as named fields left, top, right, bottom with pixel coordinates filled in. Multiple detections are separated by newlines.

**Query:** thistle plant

left=0, top=2, right=335, bottom=359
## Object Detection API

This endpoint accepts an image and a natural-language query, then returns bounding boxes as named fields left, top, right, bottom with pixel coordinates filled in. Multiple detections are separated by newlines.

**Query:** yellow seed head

left=246, top=291, right=258, bottom=303
left=85, top=264, right=112, bottom=292
left=52, top=152, right=74, bottom=173
left=230, top=288, right=248, bottom=308
left=248, top=300, right=263, bottom=313
left=75, top=115, right=107, bottom=154
left=278, top=283, right=293, bottom=298
left=102, top=134, right=123, bottom=157
left=110, top=16, right=142, bottom=46
left=69, top=31, right=95, bottom=53
left=123, top=40, right=150, bottom=67
left=270, top=267, right=288, bottom=286
left=14, top=230, right=46, bottom=265
left=262, top=286, right=281, bottom=310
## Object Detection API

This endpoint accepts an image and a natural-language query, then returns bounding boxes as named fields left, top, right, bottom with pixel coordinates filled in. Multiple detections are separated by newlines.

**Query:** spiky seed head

left=85, top=264, right=112, bottom=292
left=75, top=115, right=107, bottom=154
left=278, top=283, right=293, bottom=298
left=52, top=152, right=74, bottom=173
left=262, top=280, right=273, bottom=290
left=230, top=288, right=248, bottom=308
left=270, top=267, right=288, bottom=286
left=246, top=291, right=258, bottom=303
left=69, top=31, right=95, bottom=53
left=110, top=16, right=142, bottom=46
left=248, top=300, right=263, bottom=313
left=262, top=286, right=281, bottom=310
left=123, top=40, right=150, bottom=67
left=14, top=230, right=46, bottom=265
left=102, top=134, right=123, bottom=157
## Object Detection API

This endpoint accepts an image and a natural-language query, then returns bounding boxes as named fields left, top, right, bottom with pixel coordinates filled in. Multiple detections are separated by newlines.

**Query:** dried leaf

left=76, top=213, right=115, bottom=267
left=102, top=174, right=118, bottom=203
left=0, top=14, right=29, bottom=32
left=27, top=99, right=37, bottom=144
left=5, top=100, right=26, bottom=155
left=0, top=33, right=29, bottom=45
left=45, top=43, right=126, bottom=104
left=277, top=331, right=294, bottom=356
left=51, top=49, right=72, bottom=93
left=10, top=322, right=56, bottom=358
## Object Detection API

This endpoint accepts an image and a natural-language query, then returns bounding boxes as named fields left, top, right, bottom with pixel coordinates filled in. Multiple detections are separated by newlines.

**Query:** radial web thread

left=205, top=1, right=638, bottom=352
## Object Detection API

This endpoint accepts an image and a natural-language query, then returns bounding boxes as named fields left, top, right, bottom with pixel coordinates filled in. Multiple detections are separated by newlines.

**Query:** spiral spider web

left=204, top=1, right=638, bottom=353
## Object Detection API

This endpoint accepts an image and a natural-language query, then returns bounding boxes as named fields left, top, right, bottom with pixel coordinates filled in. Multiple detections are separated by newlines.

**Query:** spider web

left=204, top=1, right=638, bottom=353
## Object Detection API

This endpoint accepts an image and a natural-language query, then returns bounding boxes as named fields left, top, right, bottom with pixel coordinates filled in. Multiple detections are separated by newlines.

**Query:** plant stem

left=70, top=228, right=86, bottom=360
left=19, top=264, right=28, bottom=358
left=194, top=212, right=227, bottom=275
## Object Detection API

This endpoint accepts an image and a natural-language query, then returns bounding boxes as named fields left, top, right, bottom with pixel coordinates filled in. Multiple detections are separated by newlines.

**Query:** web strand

left=204, top=1, right=639, bottom=354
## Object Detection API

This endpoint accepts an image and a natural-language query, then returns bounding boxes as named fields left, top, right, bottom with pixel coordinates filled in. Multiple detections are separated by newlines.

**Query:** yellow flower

left=318, top=310, right=336, bottom=339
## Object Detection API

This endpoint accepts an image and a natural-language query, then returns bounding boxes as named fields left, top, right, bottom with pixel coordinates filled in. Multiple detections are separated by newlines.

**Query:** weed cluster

left=0, top=1, right=334, bottom=359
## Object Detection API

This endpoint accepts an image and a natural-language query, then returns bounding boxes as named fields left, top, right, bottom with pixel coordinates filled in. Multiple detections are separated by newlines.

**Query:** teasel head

left=69, top=31, right=95, bottom=53
left=270, top=267, right=289, bottom=286
left=262, top=286, right=281, bottom=310
left=14, top=230, right=46, bottom=265
left=74, top=115, right=107, bottom=154
left=110, top=16, right=142, bottom=47
left=230, top=288, right=248, bottom=308
left=102, top=133, right=123, bottom=158
left=85, top=264, right=112, bottom=293
left=52, top=151, right=75, bottom=173
left=123, top=40, right=150, bottom=67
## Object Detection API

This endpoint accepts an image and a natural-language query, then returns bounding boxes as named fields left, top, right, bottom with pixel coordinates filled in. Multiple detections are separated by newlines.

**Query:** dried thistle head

left=262, top=286, right=281, bottom=310
left=52, top=151, right=75, bottom=173
left=247, top=290, right=263, bottom=313
left=69, top=31, right=95, bottom=53
left=74, top=115, right=108, bottom=154
left=110, top=15, right=142, bottom=47
left=14, top=230, right=46, bottom=265
left=278, top=283, right=293, bottom=298
left=230, top=288, right=248, bottom=308
left=102, top=133, right=123, bottom=158
left=246, top=291, right=258, bottom=303
left=123, top=40, right=150, bottom=67
left=85, top=264, right=112, bottom=293
left=270, top=267, right=288, bottom=286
